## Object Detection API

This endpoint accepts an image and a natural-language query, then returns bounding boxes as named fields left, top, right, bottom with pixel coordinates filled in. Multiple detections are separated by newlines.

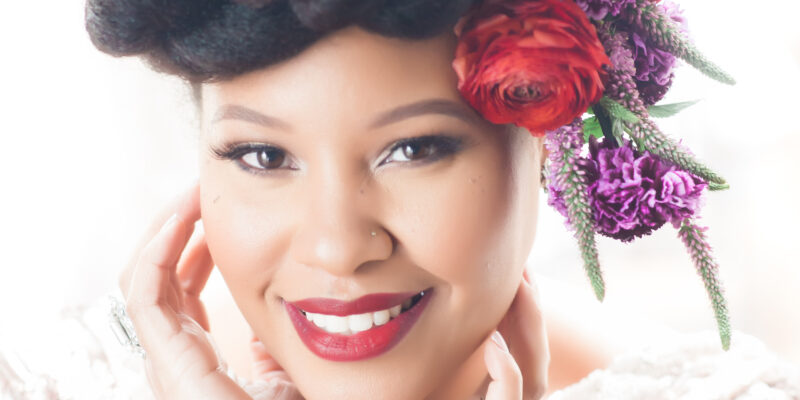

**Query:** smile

left=284, top=288, right=434, bottom=361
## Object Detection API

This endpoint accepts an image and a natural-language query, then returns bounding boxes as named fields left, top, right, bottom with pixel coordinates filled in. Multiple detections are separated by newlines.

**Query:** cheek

left=383, top=137, right=532, bottom=326
left=198, top=161, right=292, bottom=314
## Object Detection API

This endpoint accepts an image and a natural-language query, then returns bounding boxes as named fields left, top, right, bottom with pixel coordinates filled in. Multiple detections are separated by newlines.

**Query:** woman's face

left=198, top=25, right=543, bottom=399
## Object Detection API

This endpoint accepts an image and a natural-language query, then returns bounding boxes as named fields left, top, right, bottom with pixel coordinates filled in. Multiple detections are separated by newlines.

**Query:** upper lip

left=286, top=290, right=422, bottom=316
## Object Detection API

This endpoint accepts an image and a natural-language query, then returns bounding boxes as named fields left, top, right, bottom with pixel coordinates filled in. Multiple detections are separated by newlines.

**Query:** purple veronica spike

left=603, top=30, right=636, bottom=76
left=678, top=219, right=732, bottom=350
left=546, top=120, right=606, bottom=301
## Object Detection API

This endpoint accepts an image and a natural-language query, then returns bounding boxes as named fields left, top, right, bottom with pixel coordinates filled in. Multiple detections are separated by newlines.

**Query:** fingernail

left=491, top=331, right=508, bottom=352
left=163, top=214, right=179, bottom=230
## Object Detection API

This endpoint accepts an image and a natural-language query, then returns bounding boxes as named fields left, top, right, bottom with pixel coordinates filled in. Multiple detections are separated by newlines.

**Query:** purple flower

left=583, top=139, right=707, bottom=242
left=545, top=121, right=585, bottom=227
left=630, top=30, right=676, bottom=105
left=618, top=0, right=688, bottom=105
left=603, top=30, right=636, bottom=76
left=631, top=31, right=675, bottom=85
left=574, top=0, right=635, bottom=20
left=660, top=0, right=689, bottom=33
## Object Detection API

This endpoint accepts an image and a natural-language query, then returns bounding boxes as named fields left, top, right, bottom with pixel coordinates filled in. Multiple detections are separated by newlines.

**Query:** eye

left=380, top=135, right=465, bottom=166
left=209, top=142, right=294, bottom=174
left=241, top=147, right=289, bottom=170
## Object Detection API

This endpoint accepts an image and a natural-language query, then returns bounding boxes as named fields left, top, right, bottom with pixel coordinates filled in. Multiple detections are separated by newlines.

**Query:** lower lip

left=284, top=290, right=434, bottom=362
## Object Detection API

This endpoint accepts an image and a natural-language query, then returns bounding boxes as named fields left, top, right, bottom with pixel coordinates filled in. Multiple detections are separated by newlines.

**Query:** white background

left=1, top=0, right=798, bottom=372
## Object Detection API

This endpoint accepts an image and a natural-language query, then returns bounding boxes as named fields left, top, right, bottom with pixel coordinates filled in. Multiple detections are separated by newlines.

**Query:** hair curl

left=85, top=0, right=477, bottom=83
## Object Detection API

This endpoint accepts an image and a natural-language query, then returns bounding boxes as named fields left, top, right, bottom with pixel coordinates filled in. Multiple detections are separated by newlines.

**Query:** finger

left=119, top=180, right=200, bottom=297
left=498, top=270, right=550, bottom=399
left=125, top=213, right=193, bottom=356
left=250, top=332, right=285, bottom=378
left=484, top=331, right=522, bottom=400
left=244, top=371, right=304, bottom=400
left=177, top=230, right=215, bottom=331
left=178, top=229, right=214, bottom=297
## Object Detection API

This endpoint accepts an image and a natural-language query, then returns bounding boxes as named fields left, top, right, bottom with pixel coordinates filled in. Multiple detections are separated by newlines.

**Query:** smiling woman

left=75, top=0, right=747, bottom=399
left=194, top=26, right=544, bottom=399
left=84, top=0, right=560, bottom=396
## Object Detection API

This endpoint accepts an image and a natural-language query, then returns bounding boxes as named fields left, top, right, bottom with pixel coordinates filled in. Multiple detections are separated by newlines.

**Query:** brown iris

left=256, top=148, right=285, bottom=169
left=401, top=142, right=435, bottom=161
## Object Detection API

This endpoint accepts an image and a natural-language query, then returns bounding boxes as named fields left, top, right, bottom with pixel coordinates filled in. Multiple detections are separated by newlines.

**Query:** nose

left=289, top=171, right=394, bottom=277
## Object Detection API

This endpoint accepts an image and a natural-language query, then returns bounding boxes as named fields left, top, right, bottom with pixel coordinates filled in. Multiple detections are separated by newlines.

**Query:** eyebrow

left=212, top=98, right=484, bottom=132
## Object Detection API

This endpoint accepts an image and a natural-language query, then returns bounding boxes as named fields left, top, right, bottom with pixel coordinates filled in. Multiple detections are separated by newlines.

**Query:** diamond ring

left=107, top=294, right=146, bottom=359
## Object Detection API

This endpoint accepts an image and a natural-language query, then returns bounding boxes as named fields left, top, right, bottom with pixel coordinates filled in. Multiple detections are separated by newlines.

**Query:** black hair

left=85, top=0, right=477, bottom=84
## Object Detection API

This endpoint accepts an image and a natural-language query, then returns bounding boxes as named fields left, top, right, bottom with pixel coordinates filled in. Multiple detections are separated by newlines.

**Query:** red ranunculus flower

left=452, top=0, right=610, bottom=136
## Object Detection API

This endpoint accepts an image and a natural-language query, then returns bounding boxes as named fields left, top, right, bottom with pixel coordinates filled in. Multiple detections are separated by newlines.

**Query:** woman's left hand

left=431, top=270, right=550, bottom=400
left=493, top=270, right=550, bottom=399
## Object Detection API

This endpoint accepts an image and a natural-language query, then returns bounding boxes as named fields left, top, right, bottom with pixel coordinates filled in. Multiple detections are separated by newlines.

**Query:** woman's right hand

left=119, top=182, right=301, bottom=399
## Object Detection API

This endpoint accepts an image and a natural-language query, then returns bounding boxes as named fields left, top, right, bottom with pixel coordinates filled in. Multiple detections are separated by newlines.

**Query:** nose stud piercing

left=370, top=231, right=377, bottom=237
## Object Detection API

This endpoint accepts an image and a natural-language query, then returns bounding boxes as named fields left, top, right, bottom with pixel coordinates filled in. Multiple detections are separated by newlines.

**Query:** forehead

left=200, top=25, right=464, bottom=127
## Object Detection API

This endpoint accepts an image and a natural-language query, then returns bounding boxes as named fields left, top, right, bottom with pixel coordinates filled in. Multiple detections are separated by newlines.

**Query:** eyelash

left=209, top=134, right=467, bottom=176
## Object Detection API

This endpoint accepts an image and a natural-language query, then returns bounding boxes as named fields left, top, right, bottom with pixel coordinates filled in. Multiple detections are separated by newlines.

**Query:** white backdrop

left=1, top=0, right=798, bottom=370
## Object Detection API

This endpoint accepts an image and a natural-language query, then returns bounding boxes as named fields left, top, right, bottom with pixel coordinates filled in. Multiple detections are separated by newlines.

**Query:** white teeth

left=325, top=315, right=349, bottom=333
left=373, top=310, right=390, bottom=326
left=301, top=294, right=420, bottom=335
left=389, top=305, right=402, bottom=318
left=349, top=313, right=374, bottom=333
left=311, top=313, right=327, bottom=329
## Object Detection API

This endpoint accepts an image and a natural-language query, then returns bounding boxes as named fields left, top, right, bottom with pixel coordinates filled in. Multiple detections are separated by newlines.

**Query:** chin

left=258, top=284, right=507, bottom=400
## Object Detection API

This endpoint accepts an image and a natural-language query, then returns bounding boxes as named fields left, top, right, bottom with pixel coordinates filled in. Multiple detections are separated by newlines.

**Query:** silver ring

left=107, top=294, right=146, bottom=359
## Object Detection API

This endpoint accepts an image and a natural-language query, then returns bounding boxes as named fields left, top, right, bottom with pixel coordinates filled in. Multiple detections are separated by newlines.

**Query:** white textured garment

left=1, top=293, right=798, bottom=400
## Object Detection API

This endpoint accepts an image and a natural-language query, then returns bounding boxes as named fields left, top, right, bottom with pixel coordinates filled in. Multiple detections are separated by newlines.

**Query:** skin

left=122, top=23, right=554, bottom=400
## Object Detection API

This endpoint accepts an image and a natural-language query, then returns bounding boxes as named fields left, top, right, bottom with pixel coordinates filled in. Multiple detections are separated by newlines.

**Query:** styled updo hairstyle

left=85, top=0, right=477, bottom=88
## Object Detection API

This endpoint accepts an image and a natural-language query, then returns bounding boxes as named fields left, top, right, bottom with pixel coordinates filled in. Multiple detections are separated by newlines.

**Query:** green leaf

left=648, top=100, right=701, bottom=118
left=586, top=106, right=595, bottom=116
left=598, top=97, right=639, bottom=123
left=612, top=118, right=625, bottom=145
left=708, top=182, right=730, bottom=191
left=583, top=117, right=603, bottom=141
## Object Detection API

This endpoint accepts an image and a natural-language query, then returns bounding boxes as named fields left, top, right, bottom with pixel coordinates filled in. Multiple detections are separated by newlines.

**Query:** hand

left=492, top=270, right=550, bottom=399
left=123, top=182, right=251, bottom=399
left=248, top=331, right=303, bottom=399
left=431, top=270, right=549, bottom=400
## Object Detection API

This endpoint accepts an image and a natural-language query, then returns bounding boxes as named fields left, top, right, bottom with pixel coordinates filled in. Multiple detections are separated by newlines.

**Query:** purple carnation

left=623, top=0, right=688, bottom=105
left=583, top=139, right=707, bottom=242
left=631, top=31, right=675, bottom=86
left=630, top=30, right=676, bottom=105
left=574, top=0, right=635, bottom=20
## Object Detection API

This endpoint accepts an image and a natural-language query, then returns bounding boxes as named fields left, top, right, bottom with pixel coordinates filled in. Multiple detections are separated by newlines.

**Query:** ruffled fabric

left=549, top=330, right=800, bottom=400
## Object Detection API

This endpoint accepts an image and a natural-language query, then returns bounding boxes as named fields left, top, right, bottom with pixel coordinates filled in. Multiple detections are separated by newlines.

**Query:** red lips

left=288, top=291, right=417, bottom=316
left=284, top=288, right=434, bottom=362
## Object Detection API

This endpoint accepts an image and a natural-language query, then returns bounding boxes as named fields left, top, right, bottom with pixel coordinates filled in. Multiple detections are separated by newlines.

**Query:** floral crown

left=452, top=0, right=734, bottom=350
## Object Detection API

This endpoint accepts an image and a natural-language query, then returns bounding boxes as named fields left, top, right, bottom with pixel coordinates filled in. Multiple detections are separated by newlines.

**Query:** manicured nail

left=163, top=214, right=179, bottom=230
left=491, top=331, right=508, bottom=352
